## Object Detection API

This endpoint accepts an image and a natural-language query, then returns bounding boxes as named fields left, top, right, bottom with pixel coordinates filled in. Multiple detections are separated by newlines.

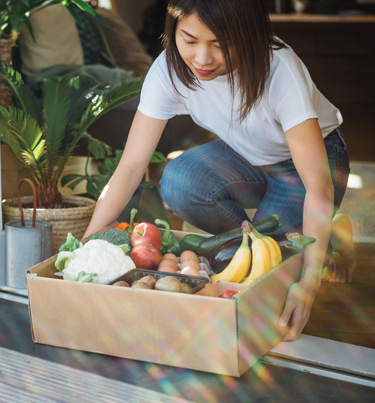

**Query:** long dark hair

left=162, top=0, right=285, bottom=121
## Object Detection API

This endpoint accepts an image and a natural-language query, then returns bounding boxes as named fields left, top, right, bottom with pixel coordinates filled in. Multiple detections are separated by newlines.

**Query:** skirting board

left=265, top=334, right=375, bottom=387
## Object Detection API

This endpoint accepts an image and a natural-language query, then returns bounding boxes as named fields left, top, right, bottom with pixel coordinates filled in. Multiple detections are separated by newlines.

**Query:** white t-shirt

left=138, top=45, right=343, bottom=166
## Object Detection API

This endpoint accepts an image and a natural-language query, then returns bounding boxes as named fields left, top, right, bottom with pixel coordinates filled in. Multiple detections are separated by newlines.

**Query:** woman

left=84, top=0, right=355, bottom=340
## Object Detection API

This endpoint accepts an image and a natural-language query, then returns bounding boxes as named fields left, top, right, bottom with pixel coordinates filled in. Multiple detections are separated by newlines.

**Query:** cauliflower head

left=57, top=239, right=135, bottom=284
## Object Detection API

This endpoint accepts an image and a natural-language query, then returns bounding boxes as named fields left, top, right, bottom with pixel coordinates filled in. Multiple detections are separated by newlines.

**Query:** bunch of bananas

left=241, top=222, right=282, bottom=285
left=210, top=221, right=282, bottom=285
left=210, top=222, right=251, bottom=284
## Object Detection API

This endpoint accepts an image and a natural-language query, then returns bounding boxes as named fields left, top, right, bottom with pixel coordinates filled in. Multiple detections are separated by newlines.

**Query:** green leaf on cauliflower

left=55, top=251, right=75, bottom=272
left=75, top=271, right=98, bottom=283
left=59, top=233, right=82, bottom=252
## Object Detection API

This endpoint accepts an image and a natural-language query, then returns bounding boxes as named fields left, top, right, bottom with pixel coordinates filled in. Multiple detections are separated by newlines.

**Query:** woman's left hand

left=278, top=279, right=318, bottom=341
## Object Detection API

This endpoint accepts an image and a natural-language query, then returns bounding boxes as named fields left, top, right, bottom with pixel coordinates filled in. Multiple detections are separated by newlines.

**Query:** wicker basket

left=2, top=195, right=96, bottom=255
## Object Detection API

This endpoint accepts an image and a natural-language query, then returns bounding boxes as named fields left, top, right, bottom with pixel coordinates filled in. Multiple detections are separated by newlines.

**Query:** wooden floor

left=303, top=243, right=375, bottom=349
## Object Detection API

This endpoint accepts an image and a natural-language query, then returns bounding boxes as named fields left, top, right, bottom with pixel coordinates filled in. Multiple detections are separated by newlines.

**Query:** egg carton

left=177, top=256, right=214, bottom=284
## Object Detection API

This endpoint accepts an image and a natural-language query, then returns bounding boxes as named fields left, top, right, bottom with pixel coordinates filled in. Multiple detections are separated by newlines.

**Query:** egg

left=158, top=266, right=178, bottom=274
left=179, top=259, right=201, bottom=272
left=181, top=267, right=201, bottom=277
left=179, top=250, right=200, bottom=263
left=162, top=253, right=179, bottom=264
left=158, top=258, right=179, bottom=272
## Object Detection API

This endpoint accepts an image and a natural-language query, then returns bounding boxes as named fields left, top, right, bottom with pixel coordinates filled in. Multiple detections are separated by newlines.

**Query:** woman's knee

left=160, top=154, right=197, bottom=210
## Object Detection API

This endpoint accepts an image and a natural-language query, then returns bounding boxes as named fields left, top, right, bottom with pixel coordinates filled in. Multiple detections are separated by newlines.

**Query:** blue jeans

left=160, top=128, right=350, bottom=234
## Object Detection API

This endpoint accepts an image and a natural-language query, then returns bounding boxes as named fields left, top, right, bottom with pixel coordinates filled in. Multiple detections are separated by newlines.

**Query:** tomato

left=221, top=290, right=240, bottom=299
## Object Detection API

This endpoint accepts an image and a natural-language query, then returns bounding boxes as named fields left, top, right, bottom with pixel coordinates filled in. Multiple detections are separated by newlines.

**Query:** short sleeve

left=138, top=52, right=189, bottom=120
left=267, top=48, right=318, bottom=133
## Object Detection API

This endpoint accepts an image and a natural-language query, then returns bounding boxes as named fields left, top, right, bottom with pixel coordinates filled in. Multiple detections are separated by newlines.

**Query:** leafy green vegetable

left=89, top=228, right=132, bottom=253
left=55, top=251, right=75, bottom=272
left=59, top=233, right=82, bottom=252
left=75, top=271, right=98, bottom=283
left=120, top=244, right=131, bottom=255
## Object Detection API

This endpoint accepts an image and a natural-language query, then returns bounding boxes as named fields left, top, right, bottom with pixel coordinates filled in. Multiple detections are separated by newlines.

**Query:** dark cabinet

left=271, top=14, right=375, bottom=161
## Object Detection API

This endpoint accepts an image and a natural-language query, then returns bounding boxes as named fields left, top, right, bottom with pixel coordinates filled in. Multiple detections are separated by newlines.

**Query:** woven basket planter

left=2, top=195, right=96, bottom=255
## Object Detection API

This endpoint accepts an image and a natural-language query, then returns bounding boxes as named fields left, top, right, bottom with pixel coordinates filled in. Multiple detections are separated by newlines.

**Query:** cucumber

left=180, top=214, right=281, bottom=256
left=197, top=214, right=281, bottom=258
left=180, top=234, right=206, bottom=253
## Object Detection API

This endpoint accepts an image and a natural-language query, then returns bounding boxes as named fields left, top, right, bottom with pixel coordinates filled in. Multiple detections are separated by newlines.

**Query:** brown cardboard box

left=26, top=230, right=302, bottom=377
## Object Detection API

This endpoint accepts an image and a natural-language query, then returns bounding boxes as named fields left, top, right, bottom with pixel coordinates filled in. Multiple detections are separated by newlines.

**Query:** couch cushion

left=18, top=4, right=84, bottom=78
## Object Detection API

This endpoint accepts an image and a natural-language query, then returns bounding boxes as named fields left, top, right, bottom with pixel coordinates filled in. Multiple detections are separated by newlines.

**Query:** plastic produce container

left=111, top=268, right=209, bottom=294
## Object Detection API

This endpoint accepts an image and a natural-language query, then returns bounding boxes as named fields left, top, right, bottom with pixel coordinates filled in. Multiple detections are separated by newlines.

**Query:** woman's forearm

left=83, top=163, right=145, bottom=238
left=300, top=186, right=334, bottom=291
left=83, top=111, right=168, bottom=239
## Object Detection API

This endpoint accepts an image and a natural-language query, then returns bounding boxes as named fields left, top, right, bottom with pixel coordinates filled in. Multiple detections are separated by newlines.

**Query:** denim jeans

left=160, top=127, right=350, bottom=234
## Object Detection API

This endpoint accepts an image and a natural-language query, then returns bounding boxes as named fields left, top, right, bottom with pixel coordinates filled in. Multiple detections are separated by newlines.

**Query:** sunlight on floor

left=347, top=174, right=363, bottom=189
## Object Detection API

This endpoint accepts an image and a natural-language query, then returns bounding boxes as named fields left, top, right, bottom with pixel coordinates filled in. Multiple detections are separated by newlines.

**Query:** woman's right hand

left=83, top=111, right=168, bottom=238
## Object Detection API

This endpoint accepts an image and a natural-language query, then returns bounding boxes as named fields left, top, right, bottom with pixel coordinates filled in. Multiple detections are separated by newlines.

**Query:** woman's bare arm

left=83, top=110, right=168, bottom=238
left=279, top=118, right=335, bottom=340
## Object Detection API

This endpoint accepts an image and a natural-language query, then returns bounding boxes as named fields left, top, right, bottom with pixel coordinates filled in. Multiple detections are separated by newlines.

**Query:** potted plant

left=0, top=63, right=143, bottom=253
left=0, top=0, right=112, bottom=49
left=0, top=0, right=114, bottom=108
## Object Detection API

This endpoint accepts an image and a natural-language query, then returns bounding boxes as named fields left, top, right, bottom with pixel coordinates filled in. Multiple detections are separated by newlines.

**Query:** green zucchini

left=180, top=214, right=281, bottom=256
left=198, top=214, right=281, bottom=258
left=180, top=234, right=206, bottom=253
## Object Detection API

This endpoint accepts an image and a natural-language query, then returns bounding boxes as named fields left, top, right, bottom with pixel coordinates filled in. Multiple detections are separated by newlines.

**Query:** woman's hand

left=279, top=276, right=320, bottom=341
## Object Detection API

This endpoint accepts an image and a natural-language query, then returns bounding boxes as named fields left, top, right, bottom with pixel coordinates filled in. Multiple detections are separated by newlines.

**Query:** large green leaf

left=42, top=75, right=71, bottom=174
left=60, top=172, right=107, bottom=199
left=79, top=77, right=144, bottom=135
left=85, top=132, right=112, bottom=160
left=69, top=0, right=112, bottom=29
left=0, top=63, right=41, bottom=122
left=65, top=75, right=102, bottom=136
left=0, top=106, right=43, bottom=152
left=0, top=106, right=44, bottom=181
left=150, top=150, right=167, bottom=163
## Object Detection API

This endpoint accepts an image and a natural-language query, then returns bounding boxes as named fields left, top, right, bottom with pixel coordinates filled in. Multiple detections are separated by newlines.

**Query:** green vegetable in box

left=89, top=228, right=132, bottom=253
left=155, top=219, right=181, bottom=256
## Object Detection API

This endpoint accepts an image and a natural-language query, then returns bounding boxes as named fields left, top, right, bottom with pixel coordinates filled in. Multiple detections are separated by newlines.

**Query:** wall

left=271, top=15, right=375, bottom=162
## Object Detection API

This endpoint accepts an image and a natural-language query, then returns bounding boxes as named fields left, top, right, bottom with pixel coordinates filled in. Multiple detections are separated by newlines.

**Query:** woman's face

left=175, top=12, right=231, bottom=81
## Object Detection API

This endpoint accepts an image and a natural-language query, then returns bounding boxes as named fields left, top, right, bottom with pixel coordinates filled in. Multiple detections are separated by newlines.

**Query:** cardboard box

left=26, top=230, right=302, bottom=377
